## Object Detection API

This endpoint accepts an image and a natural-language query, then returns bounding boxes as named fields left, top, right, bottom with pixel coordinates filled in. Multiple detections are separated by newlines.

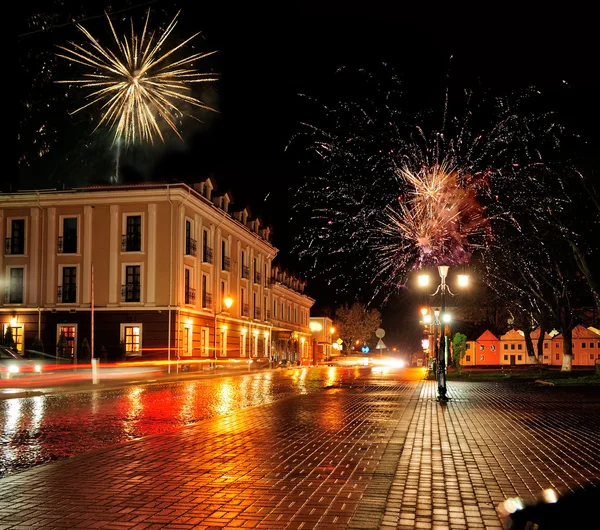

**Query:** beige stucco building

left=0, top=180, right=314, bottom=368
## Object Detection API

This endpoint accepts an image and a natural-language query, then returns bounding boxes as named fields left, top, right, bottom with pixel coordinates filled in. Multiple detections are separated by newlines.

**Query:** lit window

left=122, top=325, right=141, bottom=356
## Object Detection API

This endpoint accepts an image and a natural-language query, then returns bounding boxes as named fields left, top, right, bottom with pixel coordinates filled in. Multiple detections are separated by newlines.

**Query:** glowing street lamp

left=418, top=266, right=469, bottom=402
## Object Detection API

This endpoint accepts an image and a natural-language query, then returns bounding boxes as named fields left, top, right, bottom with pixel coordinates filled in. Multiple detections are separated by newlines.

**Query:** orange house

left=474, top=330, right=500, bottom=365
left=500, top=329, right=527, bottom=365
left=530, top=328, right=554, bottom=365
left=550, top=325, right=600, bottom=367
left=462, top=340, right=477, bottom=366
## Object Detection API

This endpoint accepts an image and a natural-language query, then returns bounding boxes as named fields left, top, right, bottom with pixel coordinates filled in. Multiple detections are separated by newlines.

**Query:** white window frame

left=183, top=324, right=193, bottom=357
left=5, top=265, right=26, bottom=305
left=5, top=217, right=28, bottom=256
left=121, top=212, right=145, bottom=254
left=57, top=323, right=78, bottom=361
left=220, top=327, right=228, bottom=357
left=120, top=323, right=143, bottom=357
left=121, top=263, right=144, bottom=304
left=200, top=326, right=210, bottom=357
left=252, top=330, right=259, bottom=357
left=241, top=329, right=247, bottom=357
left=58, top=214, right=81, bottom=254
left=57, top=263, right=80, bottom=304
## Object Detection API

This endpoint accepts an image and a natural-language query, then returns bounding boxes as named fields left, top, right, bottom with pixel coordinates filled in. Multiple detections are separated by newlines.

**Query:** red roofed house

left=474, top=330, right=500, bottom=366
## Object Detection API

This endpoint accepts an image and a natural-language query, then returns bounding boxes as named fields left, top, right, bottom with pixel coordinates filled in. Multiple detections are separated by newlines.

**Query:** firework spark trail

left=289, top=66, right=564, bottom=302
left=56, top=9, right=218, bottom=146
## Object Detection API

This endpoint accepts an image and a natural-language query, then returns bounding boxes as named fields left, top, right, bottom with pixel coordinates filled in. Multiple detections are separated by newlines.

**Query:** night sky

left=17, top=2, right=600, bottom=352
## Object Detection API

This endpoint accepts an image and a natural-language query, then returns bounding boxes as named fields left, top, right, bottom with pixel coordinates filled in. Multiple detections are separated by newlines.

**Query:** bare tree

left=335, top=302, right=382, bottom=353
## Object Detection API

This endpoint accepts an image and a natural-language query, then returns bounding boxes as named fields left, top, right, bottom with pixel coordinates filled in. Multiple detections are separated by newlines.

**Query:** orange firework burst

left=56, top=9, right=218, bottom=146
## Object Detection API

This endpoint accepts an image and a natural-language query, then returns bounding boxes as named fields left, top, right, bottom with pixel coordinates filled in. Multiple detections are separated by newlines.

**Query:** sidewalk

left=0, top=378, right=599, bottom=529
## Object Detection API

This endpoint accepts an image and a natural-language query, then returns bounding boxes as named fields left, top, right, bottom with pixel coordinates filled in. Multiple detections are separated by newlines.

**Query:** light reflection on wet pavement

left=0, top=367, right=363, bottom=477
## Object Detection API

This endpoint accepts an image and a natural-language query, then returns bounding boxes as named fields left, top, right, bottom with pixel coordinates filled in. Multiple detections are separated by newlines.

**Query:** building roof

left=476, top=330, right=499, bottom=342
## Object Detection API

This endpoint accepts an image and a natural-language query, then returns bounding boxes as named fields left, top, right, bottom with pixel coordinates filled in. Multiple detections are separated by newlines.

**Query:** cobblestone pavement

left=0, top=377, right=599, bottom=529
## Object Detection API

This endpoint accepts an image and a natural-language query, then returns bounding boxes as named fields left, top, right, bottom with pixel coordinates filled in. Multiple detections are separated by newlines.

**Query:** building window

left=241, top=288, right=248, bottom=317
left=590, top=342, right=595, bottom=349
left=122, top=215, right=142, bottom=252
left=503, top=344, right=508, bottom=350
left=480, top=355, right=484, bottom=361
left=241, top=329, right=247, bottom=357
left=57, top=324, right=76, bottom=360
left=503, top=355, right=508, bottom=361
left=490, top=345, right=496, bottom=351
left=590, top=354, right=594, bottom=360
left=273, top=299, right=277, bottom=318
left=544, top=343, right=549, bottom=349
left=202, top=230, right=213, bottom=263
left=5, top=219, right=25, bottom=255
left=185, top=220, right=196, bottom=256
left=183, top=325, right=193, bottom=357
left=517, top=355, right=522, bottom=361
left=466, top=355, right=471, bottom=362
left=184, top=268, right=195, bottom=305
left=121, top=324, right=142, bottom=356
left=58, top=217, right=78, bottom=254
left=202, top=275, right=211, bottom=308
left=122, top=265, right=141, bottom=302
left=253, top=258, right=261, bottom=284
left=59, top=266, right=77, bottom=303
left=3, top=323, right=24, bottom=353
left=221, top=240, right=231, bottom=271
left=220, top=328, right=227, bottom=357
left=200, top=327, right=210, bottom=356
left=241, top=251, right=249, bottom=279
left=479, top=345, right=484, bottom=351
left=252, top=331, right=258, bottom=357
left=556, top=353, right=559, bottom=360
left=517, top=344, right=522, bottom=350
left=582, top=342, right=586, bottom=349
left=7, top=267, right=24, bottom=304
left=510, top=344, right=515, bottom=350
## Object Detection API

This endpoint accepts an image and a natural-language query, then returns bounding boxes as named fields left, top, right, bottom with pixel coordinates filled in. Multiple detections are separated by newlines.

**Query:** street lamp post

left=418, top=265, right=469, bottom=402
left=214, top=295, right=233, bottom=371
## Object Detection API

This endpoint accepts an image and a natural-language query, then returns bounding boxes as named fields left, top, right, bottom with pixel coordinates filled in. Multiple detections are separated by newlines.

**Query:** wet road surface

left=1, top=366, right=400, bottom=477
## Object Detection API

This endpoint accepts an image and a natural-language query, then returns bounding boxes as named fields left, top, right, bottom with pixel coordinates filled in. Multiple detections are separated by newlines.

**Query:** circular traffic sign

left=375, top=328, right=385, bottom=338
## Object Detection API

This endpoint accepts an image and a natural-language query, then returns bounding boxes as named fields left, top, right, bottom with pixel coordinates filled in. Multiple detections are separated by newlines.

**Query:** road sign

left=376, top=338, right=386, bottom=350
left=336, top=338, right=343, bottom=345
left=375, top=328, right=385, bottom=338
left=361, top=345, right=370, bottom=353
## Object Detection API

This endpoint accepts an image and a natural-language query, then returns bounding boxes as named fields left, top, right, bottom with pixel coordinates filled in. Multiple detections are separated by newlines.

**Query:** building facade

left=309, top=316, right=335, bottom=365
left=0, top=181, right=314, bottom=369
left=457, top=326, right=600, bottom=368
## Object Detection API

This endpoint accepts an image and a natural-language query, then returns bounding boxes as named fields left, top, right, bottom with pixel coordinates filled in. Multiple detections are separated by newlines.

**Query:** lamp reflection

left=123, top=387, right=144, bottom=437
left=325, top=366, right=338, bottom=388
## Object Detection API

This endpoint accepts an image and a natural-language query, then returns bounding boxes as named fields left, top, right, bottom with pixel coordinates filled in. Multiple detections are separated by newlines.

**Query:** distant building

left=309, top=316, right=335, bottom=365
left=0, top=180, right=314, bottom=368
left=499, top=329, right=528, bottom=366
left=474, top=330, right=500, bottom=365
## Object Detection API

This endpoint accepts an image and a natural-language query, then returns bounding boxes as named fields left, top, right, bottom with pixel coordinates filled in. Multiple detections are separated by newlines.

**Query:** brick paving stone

left=1, top=378, right=600, bottom=529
